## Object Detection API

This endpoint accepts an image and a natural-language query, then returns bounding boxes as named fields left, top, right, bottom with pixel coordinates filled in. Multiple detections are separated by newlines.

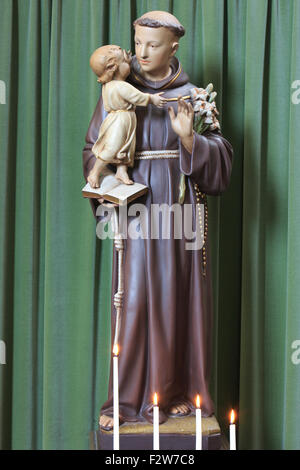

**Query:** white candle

left=195, top=395, right=202, bottom=450
left=113, top=344, right=119, bottom=450
left=229, top=409, right=236, bottom=450
left=153, top=393, right=160, bottom=450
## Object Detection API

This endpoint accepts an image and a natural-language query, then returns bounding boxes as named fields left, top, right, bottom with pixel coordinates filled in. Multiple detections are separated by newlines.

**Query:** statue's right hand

left=114, top=292, right=123, bottom=309
left=97, top=198, right=118, bottom=209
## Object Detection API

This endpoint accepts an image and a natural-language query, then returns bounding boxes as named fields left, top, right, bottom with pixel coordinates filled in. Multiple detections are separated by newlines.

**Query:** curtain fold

left=239, top=0, right=300, bottom=450
left=0, top=0, right=15, bottom=451
left=282, top=0, right=300, bottom=450
left=239, top=0, right=270, bottom=449
left=0, top=0, right=299, bottom=450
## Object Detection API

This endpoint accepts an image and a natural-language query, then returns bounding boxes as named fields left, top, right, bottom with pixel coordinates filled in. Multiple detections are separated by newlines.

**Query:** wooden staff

left=112, top=206, right=124, bottom=347
left=165, top=94, right=191, bottom=102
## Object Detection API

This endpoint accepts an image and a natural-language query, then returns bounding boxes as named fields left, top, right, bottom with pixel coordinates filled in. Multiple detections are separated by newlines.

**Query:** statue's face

left=109, top=46, right=132, bottom=79
left=134, top=25, right=178, bottom=76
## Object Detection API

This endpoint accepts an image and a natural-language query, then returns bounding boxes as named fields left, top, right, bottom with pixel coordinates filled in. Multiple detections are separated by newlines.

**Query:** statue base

left=90, top=415, right=222, bottom=450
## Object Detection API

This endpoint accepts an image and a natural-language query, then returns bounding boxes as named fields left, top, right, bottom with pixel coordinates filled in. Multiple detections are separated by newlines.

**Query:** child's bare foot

left=87, top=159, right=107, bottom=188
left=115, top=165, right=133, bottom=185
left=87, top=171, right=100, bottom=188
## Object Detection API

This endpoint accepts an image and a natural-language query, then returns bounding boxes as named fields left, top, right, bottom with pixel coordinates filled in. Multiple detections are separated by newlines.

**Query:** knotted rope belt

left=135, top=149, right=180, bottom=160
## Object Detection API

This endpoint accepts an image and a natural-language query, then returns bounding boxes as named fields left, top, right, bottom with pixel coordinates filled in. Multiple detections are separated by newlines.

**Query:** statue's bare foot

left=115, top=165, right=133, bottom=185
left=99, top=415, right=114, bottom=430
left=87, top=172, right=100, bottom=189
left=88, top=159, right=107, bottom=188
left=168, top=403, right=191, bottom=416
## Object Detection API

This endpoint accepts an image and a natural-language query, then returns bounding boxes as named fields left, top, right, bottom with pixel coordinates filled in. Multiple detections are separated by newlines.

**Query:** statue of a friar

left=83, top=10, right=233, bottom=431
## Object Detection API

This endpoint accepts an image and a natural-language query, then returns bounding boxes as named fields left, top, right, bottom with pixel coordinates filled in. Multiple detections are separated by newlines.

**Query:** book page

left=82, top=174, right=120, bottom=196
left=105, top=182, right=147, bottom=202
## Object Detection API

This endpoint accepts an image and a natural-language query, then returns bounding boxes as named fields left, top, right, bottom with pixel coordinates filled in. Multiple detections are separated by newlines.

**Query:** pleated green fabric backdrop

left=0, top=0, right=299, bottom=450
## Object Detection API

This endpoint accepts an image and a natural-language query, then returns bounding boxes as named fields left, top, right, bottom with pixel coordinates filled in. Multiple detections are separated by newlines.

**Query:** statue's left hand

left=168, top=97, right=194, bottom=139
left=97, top=198, right=118, bottom=208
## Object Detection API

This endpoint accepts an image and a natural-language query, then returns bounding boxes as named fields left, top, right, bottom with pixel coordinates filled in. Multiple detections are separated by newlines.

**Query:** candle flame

left=153, top=392, right=158, bottom=406
left=196, top=394, right=201, bottom=408
left=230, top=409, right=235, bottom=424
left=113, top=344, right=119, bottom=356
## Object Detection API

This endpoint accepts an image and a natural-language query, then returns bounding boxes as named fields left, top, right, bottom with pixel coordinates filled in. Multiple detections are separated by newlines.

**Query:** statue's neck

left=139, top=65, right=172, bottom=82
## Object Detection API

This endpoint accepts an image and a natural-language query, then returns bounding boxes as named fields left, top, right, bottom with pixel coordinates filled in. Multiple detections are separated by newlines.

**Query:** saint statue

left=83, top=11, right=233, bottom=431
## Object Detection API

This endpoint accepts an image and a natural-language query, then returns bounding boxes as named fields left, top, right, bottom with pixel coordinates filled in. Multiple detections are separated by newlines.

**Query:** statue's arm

left=82, top=95, right=106, bottom=217
left=118, top=81, right=151, bottom=106
left=179, top=130, right=234, bottom=195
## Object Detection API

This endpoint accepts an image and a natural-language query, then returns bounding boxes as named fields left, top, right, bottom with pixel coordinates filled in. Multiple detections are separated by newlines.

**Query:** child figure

left=88, top=45, right=167, bottom=187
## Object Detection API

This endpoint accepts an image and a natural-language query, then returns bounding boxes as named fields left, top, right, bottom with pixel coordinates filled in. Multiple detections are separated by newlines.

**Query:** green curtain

left=0, top=0, right=299, bottom=450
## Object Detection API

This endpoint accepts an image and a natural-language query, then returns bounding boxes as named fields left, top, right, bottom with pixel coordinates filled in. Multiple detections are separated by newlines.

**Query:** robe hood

left=129, top=56, right=190, bottom=90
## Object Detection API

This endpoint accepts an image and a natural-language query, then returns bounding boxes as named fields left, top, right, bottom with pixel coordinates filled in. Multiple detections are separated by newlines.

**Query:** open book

left=82, top=173, right=148, bottom=205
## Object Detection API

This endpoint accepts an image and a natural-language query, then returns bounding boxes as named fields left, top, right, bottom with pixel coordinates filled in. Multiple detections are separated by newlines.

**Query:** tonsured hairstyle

left=133, top=10, right=185, bottom=38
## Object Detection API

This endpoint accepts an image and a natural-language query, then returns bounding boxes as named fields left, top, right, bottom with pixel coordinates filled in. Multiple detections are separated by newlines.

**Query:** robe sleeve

left=82, top=95, right=106, bottom=217
left=179, top=130, right=234, bottom=196
left=118, top=81, right=151, bottom=107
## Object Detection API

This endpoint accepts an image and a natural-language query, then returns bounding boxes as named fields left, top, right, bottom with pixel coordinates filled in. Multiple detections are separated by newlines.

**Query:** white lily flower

left=191, top=87, right=205, bottom=99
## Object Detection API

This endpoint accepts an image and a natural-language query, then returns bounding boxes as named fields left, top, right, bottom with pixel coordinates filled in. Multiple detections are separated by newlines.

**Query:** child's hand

left=151, top=92, right=167, bottom=108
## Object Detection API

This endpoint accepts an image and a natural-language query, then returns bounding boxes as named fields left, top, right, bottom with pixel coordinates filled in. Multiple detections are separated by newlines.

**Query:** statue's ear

left=97, top=59, right=118, bottom=83
left=171, top=41, right=179, bottom=57
left=106, top=57, right=118, bottom=73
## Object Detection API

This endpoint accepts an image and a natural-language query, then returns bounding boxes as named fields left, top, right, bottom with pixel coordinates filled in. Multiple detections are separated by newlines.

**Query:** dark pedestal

left=90, top=415, right=222, bottom=451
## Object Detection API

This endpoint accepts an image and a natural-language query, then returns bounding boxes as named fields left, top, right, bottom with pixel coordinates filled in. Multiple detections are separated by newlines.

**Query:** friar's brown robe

left=82, top=57, right=233, bottom=424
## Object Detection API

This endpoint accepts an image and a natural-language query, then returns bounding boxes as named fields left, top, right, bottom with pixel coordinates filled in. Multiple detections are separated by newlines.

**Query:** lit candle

left=229, top=409, right=236, bottom=450
left=113, top=344, right=119, bottom=450
left=153, top=393, right=160, bottom=450
left=195, top=395, right=202, bottom=450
